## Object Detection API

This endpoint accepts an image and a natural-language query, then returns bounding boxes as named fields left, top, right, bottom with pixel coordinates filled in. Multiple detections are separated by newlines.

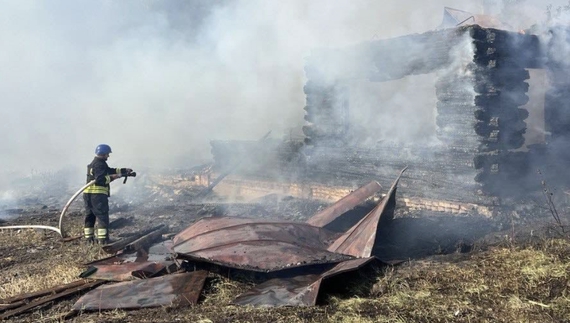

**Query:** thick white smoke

left=0, top=0, right=559, bottom=192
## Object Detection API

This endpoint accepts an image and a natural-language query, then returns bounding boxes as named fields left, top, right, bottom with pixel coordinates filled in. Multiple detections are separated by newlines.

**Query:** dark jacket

left=84, top=157, right=128, bottom=196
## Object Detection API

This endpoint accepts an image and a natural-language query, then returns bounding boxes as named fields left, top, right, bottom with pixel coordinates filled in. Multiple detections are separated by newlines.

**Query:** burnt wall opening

left=347, top=75, right=438, bottom=146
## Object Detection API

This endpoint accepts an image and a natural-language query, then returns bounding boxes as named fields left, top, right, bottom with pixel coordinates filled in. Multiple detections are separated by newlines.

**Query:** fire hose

left=0, top=172, right=136, bottom=238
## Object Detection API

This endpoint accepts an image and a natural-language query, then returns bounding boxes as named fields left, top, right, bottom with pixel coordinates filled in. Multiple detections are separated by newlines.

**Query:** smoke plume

left=0, top=0, right=560, bottom=192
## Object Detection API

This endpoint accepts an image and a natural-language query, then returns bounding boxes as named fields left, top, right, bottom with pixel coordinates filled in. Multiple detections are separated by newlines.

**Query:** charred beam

left=124, top=226, right=168, bottom=253
left=0, top=280, right=103, bottom=320
left=102, top=224, right=166, bottom=254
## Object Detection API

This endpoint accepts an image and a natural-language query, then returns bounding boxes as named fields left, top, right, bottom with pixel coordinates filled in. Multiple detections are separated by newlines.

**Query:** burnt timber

left=207, top=25, right=569, bottom=216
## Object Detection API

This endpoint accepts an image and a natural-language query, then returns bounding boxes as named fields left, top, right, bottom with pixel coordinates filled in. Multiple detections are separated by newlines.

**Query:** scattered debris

left=82, top=262, right=166, bottom=281
left=1, top=171, right=404, bottom=316
left=0, top=280, right=92, bottom=306
left=72, top=271, right=208, bottom=311
left=123, top=225, right=168, bottom=253
left=0, top=280, right=103, bottom=320
left=233, top=257, right=377, bottom=306
left=306, top=181, right=382, bottom=227
left=101, top=224, right=166, bottom=254
left=328, top=168, right=403, bottom=258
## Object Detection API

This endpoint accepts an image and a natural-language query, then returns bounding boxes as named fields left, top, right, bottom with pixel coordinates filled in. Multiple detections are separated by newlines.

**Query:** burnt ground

left=1, top=179, right=570, bottom=322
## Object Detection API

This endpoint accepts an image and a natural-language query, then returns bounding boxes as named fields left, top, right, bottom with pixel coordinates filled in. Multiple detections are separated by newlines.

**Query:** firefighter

left=83, top=144, right=133, bottom=244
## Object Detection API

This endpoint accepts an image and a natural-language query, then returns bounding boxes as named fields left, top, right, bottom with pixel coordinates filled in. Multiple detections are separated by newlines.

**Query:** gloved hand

left=125, top=168, right=133, bottom=175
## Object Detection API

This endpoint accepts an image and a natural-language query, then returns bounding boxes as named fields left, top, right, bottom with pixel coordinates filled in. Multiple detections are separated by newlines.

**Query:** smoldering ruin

left=2, top=4, right=570, bottom=321
left=211, top=16, right=570, bottom=216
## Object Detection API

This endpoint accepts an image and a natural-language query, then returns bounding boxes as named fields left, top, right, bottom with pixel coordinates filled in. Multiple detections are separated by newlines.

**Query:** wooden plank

left=0, top=301, right=25, bottom=312
left=0, top=280, right=104, bottom=320
left=102, top=225, right=165, bottom=254
left=124, top=226, right=168, bottom=253
left=0, top=280, right=89, bottom=304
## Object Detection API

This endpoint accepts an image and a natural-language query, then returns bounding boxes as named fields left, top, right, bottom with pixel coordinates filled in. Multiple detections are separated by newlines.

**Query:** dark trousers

left=83, top=193, right=110, bottom=229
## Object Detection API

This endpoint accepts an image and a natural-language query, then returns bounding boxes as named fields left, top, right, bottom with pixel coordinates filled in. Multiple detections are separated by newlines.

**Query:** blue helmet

left=95, top=144, right=112, bottom=155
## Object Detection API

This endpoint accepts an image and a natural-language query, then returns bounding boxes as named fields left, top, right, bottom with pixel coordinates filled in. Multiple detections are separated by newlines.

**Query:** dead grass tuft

left=0, top=263, right=82, bottom=299
left=362, top=238, right=570, bottom=322
left=201, top=275, right=249, bottom=305
left=0, top=228, right=108, bottom=301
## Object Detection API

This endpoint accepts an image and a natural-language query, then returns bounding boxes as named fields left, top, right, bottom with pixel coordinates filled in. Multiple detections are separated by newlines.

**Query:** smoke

left=0, top=0, right=558, bottom=191
left=345, top=33, right=477, bottom=147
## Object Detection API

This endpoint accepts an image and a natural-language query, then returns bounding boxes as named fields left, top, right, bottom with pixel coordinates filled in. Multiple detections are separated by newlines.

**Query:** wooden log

left=0, top=279, right=90, bottom=304
left=124, top=226, right=168, bottom=253
left=0, top=280, right=103, bottom=320
left=101, top=225, right=165, bottom=254
left=0, top=301, right=25, bottom=312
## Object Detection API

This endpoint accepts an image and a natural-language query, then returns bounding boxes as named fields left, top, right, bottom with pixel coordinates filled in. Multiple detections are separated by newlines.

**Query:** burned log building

left=210, top=24, right=570, bottom=217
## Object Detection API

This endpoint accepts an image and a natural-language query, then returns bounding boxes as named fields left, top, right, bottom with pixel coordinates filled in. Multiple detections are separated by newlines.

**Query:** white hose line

left=0, top=225, right=61, bottom=235
left=0, top=180, right=95, bottom=238
left=58, top=180, right=96, bottom=237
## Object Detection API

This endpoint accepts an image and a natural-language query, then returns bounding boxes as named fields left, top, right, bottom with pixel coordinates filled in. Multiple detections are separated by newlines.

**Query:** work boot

left=97, top=238, right=109, bottom=245
left=96, top=228, right=109, bottom=245
left=84, top=227, right=95, bottom=245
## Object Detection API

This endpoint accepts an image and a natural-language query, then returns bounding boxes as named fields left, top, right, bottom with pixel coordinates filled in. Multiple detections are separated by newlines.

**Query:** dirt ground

left=1, top=178, right=569, bottom=323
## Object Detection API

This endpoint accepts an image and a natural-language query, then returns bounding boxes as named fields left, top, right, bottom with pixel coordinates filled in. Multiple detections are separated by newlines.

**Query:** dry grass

left=337, top=238, right=570, bottom=323
left=2, top=217, right=570, bottom=323
left=0, top=228, right=105, bottom=301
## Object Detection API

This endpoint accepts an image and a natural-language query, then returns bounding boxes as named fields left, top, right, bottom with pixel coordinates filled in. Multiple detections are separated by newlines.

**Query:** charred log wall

left=303, top=145, right=496, bottom=206
left=210, top=140, right=494, bottom=205
left=302, top=26, right=542, bottom=199
left=520, top=26, right=570, bottom=187
left=302, top=82, right=349, bottom=146
left=210, top=26, right=545, bottom=212
left=543, top=24, right=570, bottom=178
left=436, top=27, right=540, bottom=195
left=545, top=26, right=570, bottom=142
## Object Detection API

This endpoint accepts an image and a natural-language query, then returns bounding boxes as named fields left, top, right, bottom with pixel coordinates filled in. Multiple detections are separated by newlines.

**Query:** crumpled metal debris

left=306, top=181, right=382, bottom=228
left=173, top=217, right=352, bottom=272
left=82, top=262, right=166, bottom=281
left=72, top=171, right=404, bottom=310
left=328, top=170, right=402, bottom=258
left=72, top=271, right=208, bottom=311
left=232, top=257, right=377, bottom=306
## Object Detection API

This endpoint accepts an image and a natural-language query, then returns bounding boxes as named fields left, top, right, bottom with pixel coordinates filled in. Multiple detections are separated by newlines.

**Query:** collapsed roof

left=438, top=7, right=514, bottom=30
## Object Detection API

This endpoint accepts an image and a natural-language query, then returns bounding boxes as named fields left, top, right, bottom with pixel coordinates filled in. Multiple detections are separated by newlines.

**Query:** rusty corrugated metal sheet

left=233, top=274, right=321, bottom=306
left=442, top=7, right=513, bottom=30
left=320, top=257, right=376, bottom=279
left=232, top=257, right=377, bottom=306
left=86, top=262, right=166, bottom=281
left=174, top=218, right=333, bottom=250
left=173, top=217, right=287, bottom=245
left=176, top=240, right=351, bottom=272
left=173, top=218, right=350, bottom=272
left=328, top=170, right=404, bottom=257
left=306, top=181, right=382, bottom=228
left=72, top=271, right=208, bottom=311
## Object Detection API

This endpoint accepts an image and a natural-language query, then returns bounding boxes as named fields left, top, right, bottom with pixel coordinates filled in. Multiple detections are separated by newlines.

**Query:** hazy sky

left=0, top=0, right=564, bottom=185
